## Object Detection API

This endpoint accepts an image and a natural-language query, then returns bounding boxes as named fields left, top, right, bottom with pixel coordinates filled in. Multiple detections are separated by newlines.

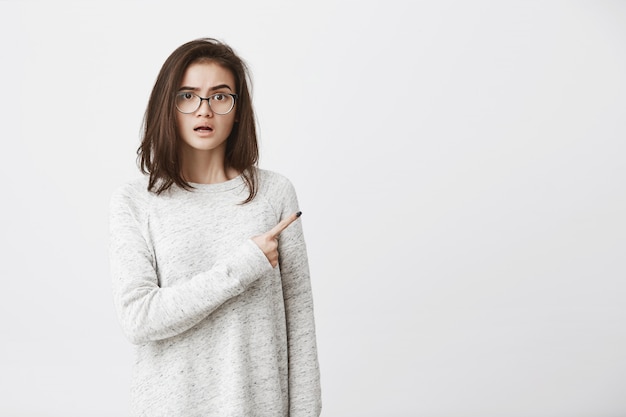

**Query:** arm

left=274, top=180, right=322, bottom=417
left=109, top=185, right=272, bottom=345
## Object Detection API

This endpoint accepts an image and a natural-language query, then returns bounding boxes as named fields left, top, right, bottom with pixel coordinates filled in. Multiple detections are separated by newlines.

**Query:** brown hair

left=137, top=38, right=259, bottom=203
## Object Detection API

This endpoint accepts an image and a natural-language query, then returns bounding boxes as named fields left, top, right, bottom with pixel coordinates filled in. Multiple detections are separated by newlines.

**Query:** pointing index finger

left=269, top=211, right=302, bottom=238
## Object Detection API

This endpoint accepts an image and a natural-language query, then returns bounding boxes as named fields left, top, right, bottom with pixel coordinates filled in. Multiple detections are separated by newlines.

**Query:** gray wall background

left=1, top=1, right=625, bottom=416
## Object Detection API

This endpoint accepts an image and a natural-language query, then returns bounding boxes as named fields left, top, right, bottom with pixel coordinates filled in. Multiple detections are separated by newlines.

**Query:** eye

left=178, top=92, right=195, bottom=101
left=213, top=93, right=226, bottom=101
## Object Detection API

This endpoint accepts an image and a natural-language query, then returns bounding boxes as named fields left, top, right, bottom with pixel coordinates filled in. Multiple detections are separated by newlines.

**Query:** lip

left=193, top=123, right=214, bottom=132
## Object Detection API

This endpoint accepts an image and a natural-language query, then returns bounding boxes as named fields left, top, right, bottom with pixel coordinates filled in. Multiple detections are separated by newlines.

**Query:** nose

left=197, top=97, right=214, bottom=116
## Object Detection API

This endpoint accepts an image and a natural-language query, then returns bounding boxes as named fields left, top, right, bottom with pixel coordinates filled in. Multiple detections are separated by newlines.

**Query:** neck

left=180, top=147, right=238, bottom=184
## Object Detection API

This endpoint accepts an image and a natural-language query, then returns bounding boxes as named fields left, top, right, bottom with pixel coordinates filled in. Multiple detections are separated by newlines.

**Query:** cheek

left=175, top=114, right=187, bottom=135
left=223, top=115, right=237, bottom=133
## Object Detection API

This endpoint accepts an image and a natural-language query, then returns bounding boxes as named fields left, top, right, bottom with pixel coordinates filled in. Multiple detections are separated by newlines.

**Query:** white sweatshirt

left=109, top=169, right=321, bottom=417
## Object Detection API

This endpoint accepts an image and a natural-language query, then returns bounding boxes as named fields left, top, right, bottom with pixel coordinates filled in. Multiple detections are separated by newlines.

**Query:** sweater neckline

left=187, top=174, right=245, bottom=193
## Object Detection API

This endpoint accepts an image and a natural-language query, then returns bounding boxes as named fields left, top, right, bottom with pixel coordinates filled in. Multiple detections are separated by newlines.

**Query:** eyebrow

left=178, top=84, right=234, bottom=92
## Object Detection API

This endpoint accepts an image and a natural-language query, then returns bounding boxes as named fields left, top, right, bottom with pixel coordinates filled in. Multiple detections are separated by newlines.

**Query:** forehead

left=180, top=61, right=235, bottom=88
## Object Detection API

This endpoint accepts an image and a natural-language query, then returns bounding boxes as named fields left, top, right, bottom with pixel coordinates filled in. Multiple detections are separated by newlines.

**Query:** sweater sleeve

left=109, top=184, right=273, bottom=345
left=273, top=178, right=322, bottom=417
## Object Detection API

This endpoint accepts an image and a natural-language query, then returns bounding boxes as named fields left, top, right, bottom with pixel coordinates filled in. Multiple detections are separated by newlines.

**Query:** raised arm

left=109, top=186, right=272, bottom=345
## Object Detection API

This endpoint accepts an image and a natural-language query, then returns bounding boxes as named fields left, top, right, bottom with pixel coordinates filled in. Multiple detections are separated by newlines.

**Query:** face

left=176, top=61, right=237, bottom=155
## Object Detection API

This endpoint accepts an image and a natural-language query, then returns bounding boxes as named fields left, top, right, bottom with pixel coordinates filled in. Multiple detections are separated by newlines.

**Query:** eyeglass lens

left=176, top=93, right=235, bottom=115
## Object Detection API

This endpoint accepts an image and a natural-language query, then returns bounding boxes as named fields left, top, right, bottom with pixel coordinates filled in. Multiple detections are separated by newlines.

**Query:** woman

left=109, top=38, right=321, bottom=417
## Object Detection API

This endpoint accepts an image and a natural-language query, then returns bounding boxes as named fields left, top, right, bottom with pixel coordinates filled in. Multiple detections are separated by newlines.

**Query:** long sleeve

left=112, top=171, right=320, bottom=417
left=109, top=183, right=272, bottom=345
left=274, top=179, right=322, bottom=417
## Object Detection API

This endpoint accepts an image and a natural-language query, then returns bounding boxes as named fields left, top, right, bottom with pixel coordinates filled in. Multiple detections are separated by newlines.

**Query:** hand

left=252, top=211, right=302, bottom=267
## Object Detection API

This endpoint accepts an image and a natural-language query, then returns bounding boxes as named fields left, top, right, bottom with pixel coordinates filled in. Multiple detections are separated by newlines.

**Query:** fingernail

left=296, top=211, right=302, bottom=217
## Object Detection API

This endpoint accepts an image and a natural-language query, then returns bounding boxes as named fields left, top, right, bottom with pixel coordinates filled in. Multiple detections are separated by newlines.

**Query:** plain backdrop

left=1, top=1, right=625, bottom=416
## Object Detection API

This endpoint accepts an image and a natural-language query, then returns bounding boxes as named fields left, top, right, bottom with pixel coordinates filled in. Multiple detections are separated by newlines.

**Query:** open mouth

left=194, top=126, right=214, bottom=132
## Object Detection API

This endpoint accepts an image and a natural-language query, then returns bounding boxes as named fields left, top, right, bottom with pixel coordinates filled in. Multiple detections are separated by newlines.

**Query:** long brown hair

left=137, top=38, right=259, bottom=203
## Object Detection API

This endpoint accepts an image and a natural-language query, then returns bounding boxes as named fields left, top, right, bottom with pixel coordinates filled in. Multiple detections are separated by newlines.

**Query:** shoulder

left=109, top=176, right=152, bottom=214
left=256, top=168, right=297, bottom=195
left=255, top=168, right=300, bottom=214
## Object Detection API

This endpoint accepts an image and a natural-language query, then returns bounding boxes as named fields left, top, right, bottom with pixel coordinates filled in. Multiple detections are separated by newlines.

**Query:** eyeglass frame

left=175, top=92, right=239, bottom=115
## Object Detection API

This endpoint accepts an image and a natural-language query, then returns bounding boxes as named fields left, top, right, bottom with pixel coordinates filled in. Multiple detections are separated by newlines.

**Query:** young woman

left=109, top=38, right=321, bottom=417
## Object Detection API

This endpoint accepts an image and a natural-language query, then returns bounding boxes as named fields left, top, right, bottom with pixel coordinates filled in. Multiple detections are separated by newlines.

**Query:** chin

left=183, top=138, right=228, bottom=153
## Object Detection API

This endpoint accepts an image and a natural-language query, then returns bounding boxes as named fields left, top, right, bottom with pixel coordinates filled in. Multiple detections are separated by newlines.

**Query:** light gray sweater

left=109, top=169, right=321, bottom=417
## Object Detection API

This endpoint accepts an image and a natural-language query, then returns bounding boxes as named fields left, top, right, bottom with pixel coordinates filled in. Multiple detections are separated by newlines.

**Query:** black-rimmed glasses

left=175, top=92, right=238, bottom=115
